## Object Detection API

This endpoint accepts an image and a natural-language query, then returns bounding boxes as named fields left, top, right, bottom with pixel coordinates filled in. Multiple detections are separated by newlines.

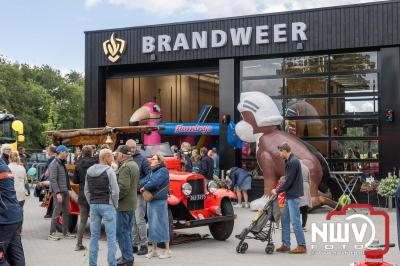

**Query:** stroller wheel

left=240, top=242, right=248, bottom=254
left=265, top=243, right=275, bottom=254
left=236, top=242, right=249, bottom=254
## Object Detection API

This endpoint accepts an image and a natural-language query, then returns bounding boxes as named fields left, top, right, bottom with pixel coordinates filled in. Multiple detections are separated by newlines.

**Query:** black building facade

left=85, top=0, right=400, bottom=179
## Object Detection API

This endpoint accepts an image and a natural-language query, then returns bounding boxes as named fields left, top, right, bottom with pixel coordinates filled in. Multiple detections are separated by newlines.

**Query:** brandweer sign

left=142, top=22, right=307, bottom=53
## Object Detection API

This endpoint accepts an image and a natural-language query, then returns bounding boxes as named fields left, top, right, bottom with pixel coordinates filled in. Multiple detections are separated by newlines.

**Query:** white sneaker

left=244, top=202, right=250, bottom=208
left=62, top=233, right=76, bottom=239
left=158, top=250, right=172, bottom=259
left=47, top=232, right=60, bottom=241
left=233, top=203, right=243, bottom=208
left=145, top=249, right=158, bottom=259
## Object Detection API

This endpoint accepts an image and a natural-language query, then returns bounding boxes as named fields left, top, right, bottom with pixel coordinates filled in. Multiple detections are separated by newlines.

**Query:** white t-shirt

left=8, top=162, right=28, bottom=202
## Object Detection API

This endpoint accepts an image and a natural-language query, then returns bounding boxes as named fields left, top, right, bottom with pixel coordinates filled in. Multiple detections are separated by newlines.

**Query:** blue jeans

left=281, top=198, right=306, bottom=248
left=89, top=204, right=116, bottom=266
left=117, top=211, right=134, bottom=262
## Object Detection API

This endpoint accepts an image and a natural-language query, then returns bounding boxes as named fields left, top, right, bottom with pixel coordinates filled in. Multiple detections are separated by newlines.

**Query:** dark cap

left=117, top=145, right=132, bottom=156
left=277, top=142, right=291, bottom=152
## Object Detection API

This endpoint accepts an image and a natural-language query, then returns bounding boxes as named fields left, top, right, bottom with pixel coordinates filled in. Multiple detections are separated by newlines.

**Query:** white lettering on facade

left=141, top=22, right=308, bottom=53
left=192, top=31, right=207, bottom=49
left=211, top=30, right=227, bottom=48
left=158, top=35, right=172, bottom=52
left=292, top=22, right=307, bottom=41
left=142, top=36, right=155, bottom=53
left=256, top=25, right=269, bottom=44
left=274, top=23, right=287, bottom=43
left=230, top=27, right=252, bottom=46
left=173, top=33, right=190, bottom=51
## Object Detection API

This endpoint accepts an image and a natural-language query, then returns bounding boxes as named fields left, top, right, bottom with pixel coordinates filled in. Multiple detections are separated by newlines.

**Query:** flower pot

left=387, top=196, right=394, bottom=210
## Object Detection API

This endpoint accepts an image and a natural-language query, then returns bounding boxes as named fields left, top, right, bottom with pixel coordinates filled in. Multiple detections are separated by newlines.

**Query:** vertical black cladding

left=379, top=47, right=400, bottom=177
left=219, top=59, right=237, bottom=171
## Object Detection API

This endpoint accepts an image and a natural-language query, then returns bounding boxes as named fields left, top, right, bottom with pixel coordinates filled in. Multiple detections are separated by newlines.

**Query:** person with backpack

left=85, top=148, right=120, bottom=266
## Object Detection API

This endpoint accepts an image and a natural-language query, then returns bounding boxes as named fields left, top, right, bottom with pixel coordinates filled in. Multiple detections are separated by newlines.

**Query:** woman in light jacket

left=8, top=151, right=28, bottom=207
left=140, top=154, right=171, bottom=259
left=299, top=161, right=312, bottom=231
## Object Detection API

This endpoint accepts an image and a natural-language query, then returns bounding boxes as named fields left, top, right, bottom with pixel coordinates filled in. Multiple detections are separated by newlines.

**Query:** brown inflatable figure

left=235, top=92, right=336, bottom=209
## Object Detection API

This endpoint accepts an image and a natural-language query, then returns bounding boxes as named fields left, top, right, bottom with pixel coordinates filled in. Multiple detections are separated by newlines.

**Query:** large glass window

left=331, top=74, right=378, bottom=94
left=330, top=140, right=379, bottom=159
left=240, top=51, right=379, bottom=178
left=242, top=79, right=283, bottom=96
left=287, top=76, right=328, bottom=95
left=284, top=55, right=328, bottom=74
left=330, top=52, right=377, bottom=72
left=241, top=58, right=284, bottom=77
left=331, top=118, right=378, bottom=137
left=331, top=96, right=378, bottom=115
left=285, top=119, right=328, bottom=137
left=307, top=141, right=329, bottom=157
left=286, top=98, right=329, bottom=116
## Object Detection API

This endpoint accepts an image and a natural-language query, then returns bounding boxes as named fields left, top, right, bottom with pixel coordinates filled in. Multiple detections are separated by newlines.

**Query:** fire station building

left=85, top=0, right=400, bottom=190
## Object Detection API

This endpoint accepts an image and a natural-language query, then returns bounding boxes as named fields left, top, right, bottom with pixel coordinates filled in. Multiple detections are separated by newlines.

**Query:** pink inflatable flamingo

left=129, top=102, right=162, bottom=145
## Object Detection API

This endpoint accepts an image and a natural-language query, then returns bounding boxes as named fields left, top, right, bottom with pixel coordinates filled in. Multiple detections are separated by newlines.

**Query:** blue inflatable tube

left=158, top=123, right=219, bottom=135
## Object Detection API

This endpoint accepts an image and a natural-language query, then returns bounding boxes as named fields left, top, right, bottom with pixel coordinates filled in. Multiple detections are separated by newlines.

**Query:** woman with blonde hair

left=1, top=143, right=12, bottom=164
left=8, top=151, right=28, bottom=207
left=140, top=154, right=171, bottom=259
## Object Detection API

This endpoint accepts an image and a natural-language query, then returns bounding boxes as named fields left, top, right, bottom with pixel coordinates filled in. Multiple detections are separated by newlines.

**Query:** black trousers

left=0, top=222, right=25, bottom=266
left=300, top=206, right=309, bottom=228
left=50, top=192, right=70, bottom=234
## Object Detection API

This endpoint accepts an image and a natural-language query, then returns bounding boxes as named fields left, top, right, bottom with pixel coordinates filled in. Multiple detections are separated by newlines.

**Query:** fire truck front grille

left=187, top=179, right=205, bottom=211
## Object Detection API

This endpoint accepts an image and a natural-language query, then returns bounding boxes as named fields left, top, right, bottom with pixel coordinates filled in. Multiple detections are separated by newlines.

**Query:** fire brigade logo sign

left=103, top=33, right=126, bottom=63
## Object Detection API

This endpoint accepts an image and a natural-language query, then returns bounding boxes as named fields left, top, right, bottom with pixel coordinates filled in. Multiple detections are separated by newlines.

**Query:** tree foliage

left=0, top=57, right=84, bottom=149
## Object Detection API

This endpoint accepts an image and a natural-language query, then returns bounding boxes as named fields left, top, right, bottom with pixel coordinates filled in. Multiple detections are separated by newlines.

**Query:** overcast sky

left=0, top=0, right=386, bottom=74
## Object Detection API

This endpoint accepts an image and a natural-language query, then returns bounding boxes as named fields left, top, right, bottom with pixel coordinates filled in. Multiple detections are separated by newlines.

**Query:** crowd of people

left=172, top=142, right=220, bottom=179
left=42, top=140, right=175, bottom=266
left=0, top=138, right=314, bottom=265
left=0, top=140, right=223, bottom=265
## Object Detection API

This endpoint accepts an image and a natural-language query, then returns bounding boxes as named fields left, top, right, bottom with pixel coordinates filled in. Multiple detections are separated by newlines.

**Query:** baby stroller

left=235, top=195, right=279, bottom=255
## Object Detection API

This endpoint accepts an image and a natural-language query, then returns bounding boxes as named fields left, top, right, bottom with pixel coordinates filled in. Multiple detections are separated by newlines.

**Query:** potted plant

left=377, top=173, right=399, bottom=209
left=360, top=180, right=379, bottom=204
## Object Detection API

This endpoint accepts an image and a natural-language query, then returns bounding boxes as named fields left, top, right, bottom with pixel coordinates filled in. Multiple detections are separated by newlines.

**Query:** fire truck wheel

left=56, top=213, right=78, bottom=233
left=209, top=199, right=234, bottom=241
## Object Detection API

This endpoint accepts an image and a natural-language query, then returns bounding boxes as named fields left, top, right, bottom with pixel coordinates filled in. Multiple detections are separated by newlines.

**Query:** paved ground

left=22, top=195, right=399, bottom=266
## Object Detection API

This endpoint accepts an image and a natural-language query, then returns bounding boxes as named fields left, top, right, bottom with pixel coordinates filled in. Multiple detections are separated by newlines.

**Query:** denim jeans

left=281, top=198, right=306, bottom=248
left=116, top=211, right=134, bottom=262
left=89, top=204, right=116, bottom=266
left=0, top=222, right=25, bottom=266
left=132, top=194, right=147, bottom=247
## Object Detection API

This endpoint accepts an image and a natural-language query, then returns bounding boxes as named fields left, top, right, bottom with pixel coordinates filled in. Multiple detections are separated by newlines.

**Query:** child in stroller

left=235, top=195, right=280, bottom=254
